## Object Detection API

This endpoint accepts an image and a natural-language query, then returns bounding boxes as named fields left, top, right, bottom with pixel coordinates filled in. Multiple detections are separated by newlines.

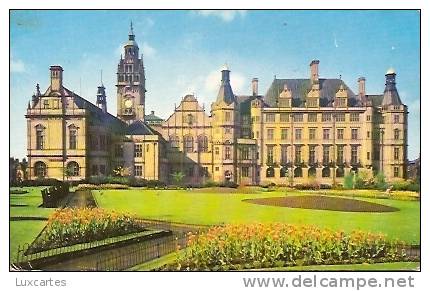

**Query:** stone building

left=25, top=25, right=409, bottom=185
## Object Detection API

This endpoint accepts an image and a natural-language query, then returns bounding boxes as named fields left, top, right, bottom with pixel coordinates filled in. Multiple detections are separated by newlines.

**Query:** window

left=307, top=99, right=318, bottom=107
left=309, top=145, right=316, bottom=164
left=309, top=128, right=316, bottom=140
left=185, top=114, right=194, bottom=125
left=115, top=144, right=123, bottom=157
left=367, top=131, right=370, bottom=138
left=323, top=146, right=330, bottom=164
left=294, top=167, right=303, bottom=177
left=198, top=135, right=208, bottom=152
left=99, top=135, right=106, bottom=151
left=335, top=113, right=345, bottom=122
left=294, top=145, right=302, bottom=164
left=322, top=167, right=330, bottom=177
left=280, top=167, right=288, bottom=177
left=394, top=115, right=400, bottom=124
left=43, top=100, right=49, bottom=109
left=351, top=128, right=359, bottom=140
left=308, top=113, right=317, bottom=122
left=394, top=129, right=400, bottom=140
left=280, top=145, right=288, bottom=164
left=241, top=167, right=249, bottom=177
left=266, top=113, right=275, bottom=122
left=394, top=166, right=399, bottom=177
left=267, top=129, right=274, bottom=140
left=295, top=128, right=302, bottom=140
left=280, top=113, right=289, bottom=122
left=293, top=113, right=303, bottom=122
left=225, top=111, right=232, bottom=122
left=184, top=135, right=194, bottom=153
left=266, top=167, right=275, bottom=177
left=225, top=127, right=231, bottom=134
left=367, top=115, right=371, bottom=121
left=337, top=128, right=344, bottom=140
left=215, top=166, right=219, bottom=171
left=266, top=146, right=274, bottom=164
left=225, top=146, right=231, bottom=159
left=350, top=113, right=360, bottom=122
left=134, top=144, right=143, bottom=157
left=169, top=135, right=179, bottom=148
left=201, top=167, right=209, bottom=177
left=241, top=147, right=250, bottom=160
left=351, top=145, right=358, bottom=164
left=67, top=161, right=80, bottom=176
left=336, top=145, right=344, bottom=164
left=323, top=129, right=330, bottom=140
left=134, top=165, right=142, bottom=176
left=34, top=161, right=47, bottom=178
left=215, top=147, right=219, bottom=155
left=336, top=168, right=345, bottom=177
left=394, top=147, right=400, bottom=160
left=255, top=131, right=259, bottom=138
left=308, top=167, right=317, bottom=177
left=322, top=113, right=331, bottom=122
left=367, top=152, right=371, bottom=160
left=281, top=128, right=288, bottom=140
left=35, top=125, right=45, bottom=150
left=335, top=98, right=347, bottom=107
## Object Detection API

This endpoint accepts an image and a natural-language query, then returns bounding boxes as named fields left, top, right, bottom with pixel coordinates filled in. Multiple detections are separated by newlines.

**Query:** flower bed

left=171, top=223, right=406, bottom=271
left=29, top=208, right=144, bottom=253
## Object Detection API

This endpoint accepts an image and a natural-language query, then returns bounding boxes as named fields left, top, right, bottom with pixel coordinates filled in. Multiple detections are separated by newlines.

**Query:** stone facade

left=25, top=26, right=409, bottom=185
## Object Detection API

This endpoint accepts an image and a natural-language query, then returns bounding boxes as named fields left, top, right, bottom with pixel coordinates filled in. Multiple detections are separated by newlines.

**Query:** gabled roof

left=126, top=120, right=155, bottom=135
left=265, top=78, right=357, bottom=107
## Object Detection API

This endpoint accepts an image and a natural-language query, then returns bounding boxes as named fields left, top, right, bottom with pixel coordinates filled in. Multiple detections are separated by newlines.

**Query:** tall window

left=265, top=113, right=275, bottom=122
left=281, top=128, right=288, bottom=140
left=280, top=113, right=289, bottom=122
left=295, top=128, right=302, bottom=140
left=394, top=129, right=400, bottom=140
left=225, top=146, right=231, bottom=159
left=309, top=145, right=316, bottom=164
left=224, top=111, right=232, bottom=122
left=69, top=126, right=77, bottom=150
left=337, top=128, right=344, bottom=140
left=134, top=165, right=142, bottom=176
left=394, top=147, right=400, bottom=160
left=184, top=135, right=194, bottom=153
left=241, top=167, right=250, bottom=177
left=281, top=145, right=288, bottom=164
left=335, top=113, right=345, bottom=122
left=294, top=145, right=302, bottom=164
left=323, top=146, right=330, bottom=164
left=350, top=113, right=360, bottom=122
left=267, top=128, right=274, bottom=140
left=309, top=128, right=316, bottom=140
left=267, top=146, right=274, bottom=164
left=134, top=144, right=143, bottom=157
left=351, top=145, right=358, bottom=164
left=337, top=145, right=344, bottom=164
left=351, top=128, right=359, bottom=140
left=34, top=161, right=47, bottom=178
left=215, top=147, right=219, bottom=155
left=323, top=129, right=330, bottom=140
left=394, top=166, right=399, bottom=177
left=198, top=135, right=208, bottom=152
left=241, top=147, right=250, bottom=160
left=169, top=135, right=179, bottom=148
left=322, top=113, right=331, bottom=122
left=35, top=125, right=45, bottom=150
left=293, top=113, right=303, bottom=122
left=67, top=161, right=80, bottom=177
left=394, top=115, right=400, bottom=124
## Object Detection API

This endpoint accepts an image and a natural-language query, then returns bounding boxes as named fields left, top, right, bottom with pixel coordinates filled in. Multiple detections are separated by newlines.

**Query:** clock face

left=124, top=99, right=133, bottom=108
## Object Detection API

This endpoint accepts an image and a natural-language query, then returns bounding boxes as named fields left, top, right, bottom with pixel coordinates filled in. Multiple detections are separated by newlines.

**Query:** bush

left=375, top=172, right=388, bottom=191
left=76, top=184, right=129, bottom=190
left=220, top=181, right=239, bottom=188
left=390, top=180, right=420, bottom=192
left=172, top=223, right=405, bottom=271
left=343, top=173, right=355, bottom=190
left=21, top=178, right=64, bottom=187
left=10, top=189, right=29, bottom=194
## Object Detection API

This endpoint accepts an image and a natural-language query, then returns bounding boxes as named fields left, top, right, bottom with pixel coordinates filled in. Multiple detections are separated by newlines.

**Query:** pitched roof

left=265, top=78, right=358, bottom=107
left=126, top=120, right=155, bottom=135
left=145, top=112, right=164, bottom=122
left=367, top=94, right=384, bottom=106
left=382, top=88, right=402, bottom=106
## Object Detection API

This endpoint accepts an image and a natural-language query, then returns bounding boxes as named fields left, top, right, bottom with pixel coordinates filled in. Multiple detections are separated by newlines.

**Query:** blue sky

left=10, top=10, right=420, bottom=160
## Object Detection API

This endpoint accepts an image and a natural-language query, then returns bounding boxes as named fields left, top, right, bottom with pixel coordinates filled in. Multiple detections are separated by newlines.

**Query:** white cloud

left=10, top=56, right=25, bottom=73
left=196, top=10, right=246, bottom=22
left=204, top=68, right=246, bottom=96
left=142, top=42, right=156, bottom=57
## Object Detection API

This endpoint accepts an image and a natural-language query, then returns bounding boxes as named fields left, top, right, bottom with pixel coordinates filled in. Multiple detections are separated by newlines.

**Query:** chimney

left=221, top=64, right=230, bottom=83
left=252, top=78, right=258, bottom=96
left=310, top=60, right=320, bottom=82
left=151, top=110, right=155, bottom=115
left=50, top=65, right=63, bottom=92
left=358, top=77, right=366, bottom=96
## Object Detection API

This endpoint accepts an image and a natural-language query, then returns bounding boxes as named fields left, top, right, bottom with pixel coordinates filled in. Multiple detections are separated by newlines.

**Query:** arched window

left=280, top=167, right=288, bottom=178
left=308, top=167, right=316, bottom=177
left=67, top=161, right=80, bottom=177
left=184, top=114, right=194, bottom=126
left=69, top=125, right=77, bottom=149
left=35, top=124, right=45, bottom=150
left=294, top=167, right=303, bottom=177
left=266, top=167, right=275, bottom=177
left=34, top=161, right=47, bottom=178
left=183, top=135, right=194, bottom=153
left=197, top=135, right=208, bottom=152
left=169, top=135, right=179, bottom=148
left=322, top=167, right=331, bottom=178
left=336, top=168, right=345, bottom=177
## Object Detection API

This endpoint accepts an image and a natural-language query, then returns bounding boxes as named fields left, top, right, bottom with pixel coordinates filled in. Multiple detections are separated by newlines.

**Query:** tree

left=171, top=171, right=185, bottom=186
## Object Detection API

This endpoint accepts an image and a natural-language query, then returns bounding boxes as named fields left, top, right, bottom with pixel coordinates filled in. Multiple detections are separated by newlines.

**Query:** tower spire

left=129, top=21, right=135, bottom=40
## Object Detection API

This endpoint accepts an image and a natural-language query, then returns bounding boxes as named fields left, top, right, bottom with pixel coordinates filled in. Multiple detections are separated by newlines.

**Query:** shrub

left=390, top=180, right=420, bottom=192
left=21, top=178, right=64, bottom=187
left=29, top=208, right=143, bottom=253
left=375, top=172, right=388, bottom=191
left=343, top=173, right=355, bottom=190
left=76, top=184, right=129, bottom=190
left=172, top=223, right=405, bottom=270
left=10, top=189, right=29, bottom=194
left=220, top=181, right=239, bottom=188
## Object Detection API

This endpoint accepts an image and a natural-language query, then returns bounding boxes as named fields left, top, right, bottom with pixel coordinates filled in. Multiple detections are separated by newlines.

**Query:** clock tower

left=116, top=22, right=146, bottom=124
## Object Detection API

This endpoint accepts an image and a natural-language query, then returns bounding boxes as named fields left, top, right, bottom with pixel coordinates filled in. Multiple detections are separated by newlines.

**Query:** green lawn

left=94, top=189, right=420, bottom=244
left=257, top=261, right=420, bottom=271
left=10, top=220, right=47, bottom=262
